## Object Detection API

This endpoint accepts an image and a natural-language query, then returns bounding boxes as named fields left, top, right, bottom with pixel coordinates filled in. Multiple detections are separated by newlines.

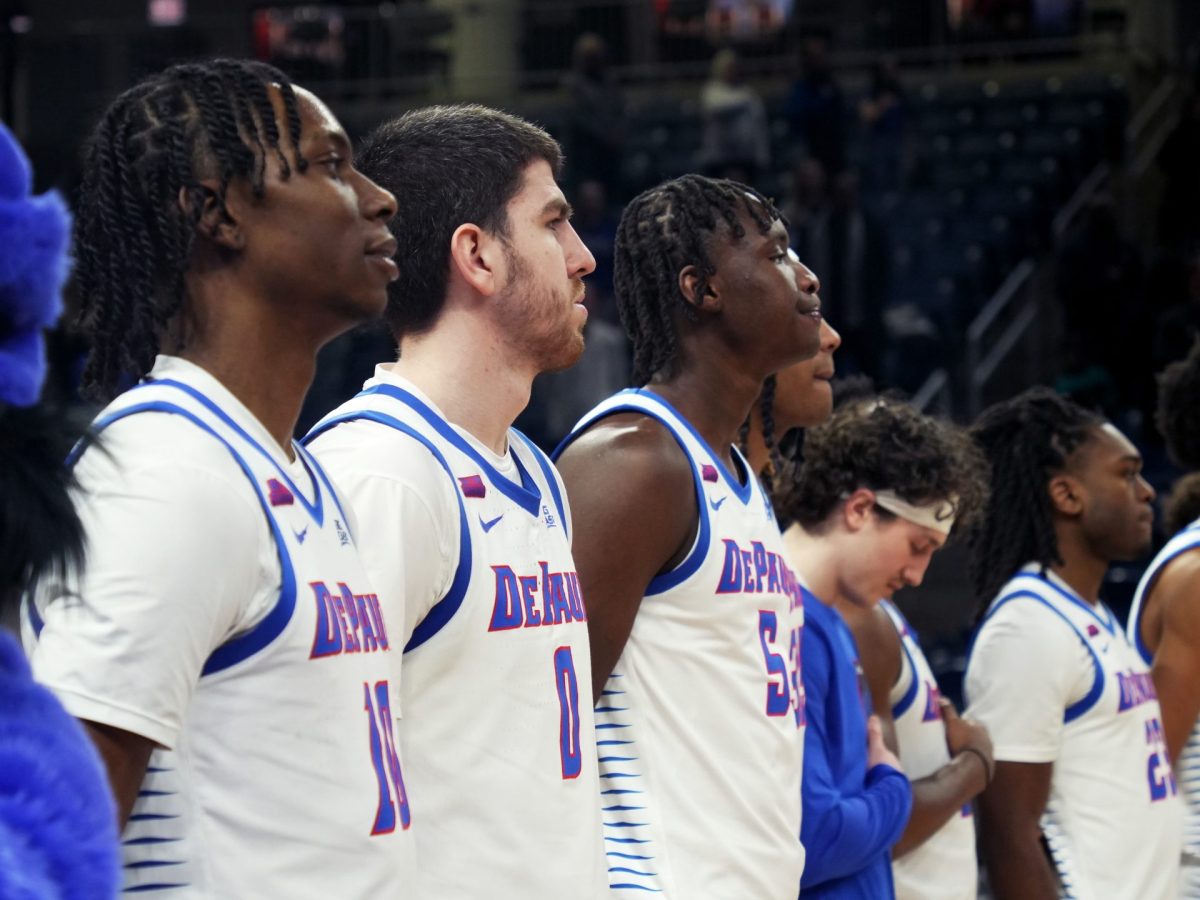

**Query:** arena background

left=4, top=0, right=1197, bottom=708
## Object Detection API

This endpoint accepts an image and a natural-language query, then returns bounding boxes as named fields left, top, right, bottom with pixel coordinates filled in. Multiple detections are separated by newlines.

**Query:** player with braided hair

left=965, top=387, right=1181, bottom=899
left=1127, top=338, right=1200, bottom=895
left=554, top=174, right=822, bottom=897
left=776, top=396, right=989, bottom=898
left=23, top=60, right=411, bottom=896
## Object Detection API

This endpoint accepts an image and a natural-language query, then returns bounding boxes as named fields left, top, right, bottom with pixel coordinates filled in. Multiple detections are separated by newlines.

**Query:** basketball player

left=742, top=303, right=841, bottom=481
left=776, top=397, right=987, bottom=897
left=302, top=105, right=606, bottom=898
left=21, top=60, right=412, bottom=895
left=966, top=387, right=1182, bottom=899
left=1127, top=338, right=1200, bottom=894
left=553, top=174, right=821, bottom=898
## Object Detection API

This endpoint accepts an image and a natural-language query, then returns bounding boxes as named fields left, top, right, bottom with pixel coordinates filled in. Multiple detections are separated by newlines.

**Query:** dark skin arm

left=1141, top=552, right=1200, bottom=764
left=977, top=761, right=1059, bottom=900
left=556, top=413, right=698, bottom=704
left=852, top=605, right=993, bottom=858
left=83, top=720, right=156, bottom=829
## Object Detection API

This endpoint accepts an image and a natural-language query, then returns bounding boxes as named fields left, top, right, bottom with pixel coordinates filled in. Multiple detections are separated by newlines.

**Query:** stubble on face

left=499, top=238, right=586, bottom=374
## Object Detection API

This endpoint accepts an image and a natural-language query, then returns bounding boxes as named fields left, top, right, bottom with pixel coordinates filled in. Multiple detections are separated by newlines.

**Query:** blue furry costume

left=0, top=122, right=120, bottom=898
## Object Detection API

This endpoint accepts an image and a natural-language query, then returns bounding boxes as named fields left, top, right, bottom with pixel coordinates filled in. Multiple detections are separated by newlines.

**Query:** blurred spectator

left=571, top=180, right=620, bottom=325
left=562, top=32, right=624, bottom=194
left=803, top=171, right=889, bottom=379
left=1055, top=197, right=1145, bottom=408
left=698, top=47, right=770, bottom=184
left=1158, top=91, right=1200, bottom=251
left=858, top=58, right=913, bottom=192
left=785, top=33, right=847, bottom=177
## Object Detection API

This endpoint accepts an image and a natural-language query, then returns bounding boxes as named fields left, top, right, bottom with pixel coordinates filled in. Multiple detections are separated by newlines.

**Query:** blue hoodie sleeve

left=799, top=620, right=913, bottom=889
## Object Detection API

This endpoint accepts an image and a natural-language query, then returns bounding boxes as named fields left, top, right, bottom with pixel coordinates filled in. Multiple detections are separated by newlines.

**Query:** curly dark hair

left=355, top=105, right=562, bottom=340
left=614, top=174, right=781, bottom=385
left=775, top=396, right=988, bottom=537
left=74, top=58, right=307, bottom=403
left=967, top=386, right=1103, bottom=605
left=1156, top=337, right=1200, bottom=470
left=1164, top=471, right=1200, bottom=537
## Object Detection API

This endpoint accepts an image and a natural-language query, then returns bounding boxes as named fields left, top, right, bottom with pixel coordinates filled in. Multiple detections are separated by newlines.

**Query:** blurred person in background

left=699, top=47, right=770, bottom=184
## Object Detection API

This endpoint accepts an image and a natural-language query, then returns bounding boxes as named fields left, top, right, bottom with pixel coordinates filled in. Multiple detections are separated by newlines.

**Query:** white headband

left=873, top=490, right=958, bottom=536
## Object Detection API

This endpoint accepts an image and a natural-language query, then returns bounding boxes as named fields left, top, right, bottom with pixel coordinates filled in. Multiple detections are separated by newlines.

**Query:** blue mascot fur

left=0, top=122, right=120, bottom=898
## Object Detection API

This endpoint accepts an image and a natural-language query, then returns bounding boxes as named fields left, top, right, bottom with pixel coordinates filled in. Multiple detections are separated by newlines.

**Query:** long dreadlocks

left=968, top=386, right=1103, bottom=607
left=74, top=58, right=308, bottom=402
left=613, top=174, right=781, bottom=386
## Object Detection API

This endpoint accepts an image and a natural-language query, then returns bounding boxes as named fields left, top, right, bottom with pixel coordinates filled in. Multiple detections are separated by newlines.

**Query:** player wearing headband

left=775, top=397, right=987, bottom=897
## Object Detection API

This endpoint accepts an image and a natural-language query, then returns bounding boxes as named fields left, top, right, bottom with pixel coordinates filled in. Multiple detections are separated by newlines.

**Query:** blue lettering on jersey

left=715, top=538, right=802, bottom=607
left=488, top=565, right=586, bottom=631
left=310, top=581, right=391, bottom=659
left=1117, top=670, right=1158, bottom=712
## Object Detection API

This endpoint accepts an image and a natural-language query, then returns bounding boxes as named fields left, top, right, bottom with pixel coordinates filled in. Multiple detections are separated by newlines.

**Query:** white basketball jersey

left=25, top=377, right=412, bottom=897
left=556, top=389, right=806, bottom=899
left=969, top=566, right=1182, bottom=899
left=1129, top=518, right=1200, bottom=897
left=305, top=382, right=607, bottom=899
left=880, top=600, right=977, bottom=900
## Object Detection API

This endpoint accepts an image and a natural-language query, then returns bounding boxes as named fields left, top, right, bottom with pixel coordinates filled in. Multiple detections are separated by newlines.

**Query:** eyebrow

left=541, top=197, right=573, bottom=219
left=307, top=127, right=352, bottom=156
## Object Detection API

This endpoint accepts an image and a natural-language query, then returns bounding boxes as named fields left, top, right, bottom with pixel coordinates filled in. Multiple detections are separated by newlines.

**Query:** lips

left=797, top=298, right=822, bottom=319
left=366, top=234, right=398, bottom=258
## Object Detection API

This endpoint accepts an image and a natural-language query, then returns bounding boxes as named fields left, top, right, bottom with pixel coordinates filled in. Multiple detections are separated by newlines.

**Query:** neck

left=178, top=278, right=335, bottom=457
left=649, top=352, right=764, bottom=475
left=781, top=523, right=841, bottom=607
left=392, top=305, right=533, bottom=455
left=1049, top=525, right=1109, bottom=604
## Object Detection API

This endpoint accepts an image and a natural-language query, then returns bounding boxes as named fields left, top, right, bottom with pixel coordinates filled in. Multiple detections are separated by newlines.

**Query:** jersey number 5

left=555, top=646, right=583, bottom=779
left=759, top=610, right=792, bottom=717
left=364, top=680, right=412, bottom=834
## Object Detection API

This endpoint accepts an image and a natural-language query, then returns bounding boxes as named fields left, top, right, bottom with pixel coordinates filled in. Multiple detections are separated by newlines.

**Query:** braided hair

left=614, top=174, right=781, bottom=385
left=74, top=58, right=308, bottom=402
left=968, top=386, right=1103, bottom=606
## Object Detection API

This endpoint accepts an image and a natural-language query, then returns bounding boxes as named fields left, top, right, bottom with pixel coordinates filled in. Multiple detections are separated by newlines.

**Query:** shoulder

left=556, top=411, right=695, bottom=498
left=308, top=418, right=460, bottom=503
left=1151, top=548, right=1200, bottom=632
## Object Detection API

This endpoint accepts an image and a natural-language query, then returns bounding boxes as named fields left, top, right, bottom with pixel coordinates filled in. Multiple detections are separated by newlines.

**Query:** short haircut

left=1164, top=471, right=1200, bottom=537
left=1157, top=337, right=1200, bottom=470
left=777, top=396, right=988, bottom=535
left=355, top=104, right=563, bottom=340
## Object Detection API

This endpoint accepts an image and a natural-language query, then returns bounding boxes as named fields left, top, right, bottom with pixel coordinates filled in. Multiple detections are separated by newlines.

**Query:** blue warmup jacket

left=799, top=587, right=912, bottom=898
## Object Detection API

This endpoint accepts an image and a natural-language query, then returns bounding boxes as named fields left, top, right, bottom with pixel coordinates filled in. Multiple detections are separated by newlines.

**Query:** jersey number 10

left=364, top=680, right=412, bottom=834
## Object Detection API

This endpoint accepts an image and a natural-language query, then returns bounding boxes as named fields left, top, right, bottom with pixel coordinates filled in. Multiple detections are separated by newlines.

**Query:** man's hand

left=941, top=697, right=993, bottom=763
left=867, top=715, right=904, bottom=772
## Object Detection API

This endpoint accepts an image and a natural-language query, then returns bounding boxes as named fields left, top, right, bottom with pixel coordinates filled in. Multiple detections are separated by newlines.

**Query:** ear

left=180, top=180, right=244, bottom=251
left=842, top=487, right=876, bottom=532
left=1048, top=474, right=1084, bottom=517
left=448, top=222, right=501, bottom=298
left=678, top=264, right=722, bottom=314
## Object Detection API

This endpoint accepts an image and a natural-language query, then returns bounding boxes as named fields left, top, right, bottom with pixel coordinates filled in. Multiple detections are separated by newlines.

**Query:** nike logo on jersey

left=710, top=496, right=727, bottom=511
left=480, top=514, right=504, bottom=533
left=294, top=525, right=309, bottom=544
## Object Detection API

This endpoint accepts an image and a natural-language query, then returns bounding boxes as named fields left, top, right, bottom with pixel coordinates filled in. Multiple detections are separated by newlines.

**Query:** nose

left=565, top=221, right=597, bottom=279
left=821, top=319, right=842, bottom=351
left=902, top=557, right=933, bottom=589
left=1138, top=474, right=1156, bottom=504
left=357, top=170, right=397, bottom=224
left=796, top=259, right=820, bottom=296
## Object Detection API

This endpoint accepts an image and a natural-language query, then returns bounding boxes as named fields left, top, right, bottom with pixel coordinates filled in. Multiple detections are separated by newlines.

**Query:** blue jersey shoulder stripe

left=512, top=428, right=570, bottom=541
left=883, top=603, right=922, bottom=720
left=304, top=409, right=472, bottom=652
left=49, top=399, right=299, bottom=674
left=142, top=378, right=325, bottom=526
left=352, top=384, right=544, bottom=516
left=970, top=589, right=1105, bottom=723
left=1130, top=529, right=1200, bottom=665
